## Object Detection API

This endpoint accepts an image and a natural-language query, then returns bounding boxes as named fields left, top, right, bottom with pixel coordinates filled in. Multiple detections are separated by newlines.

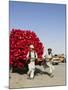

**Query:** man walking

left=27, top=45, right=37, bottom=79
left=43, top=48, right=55, bottom=77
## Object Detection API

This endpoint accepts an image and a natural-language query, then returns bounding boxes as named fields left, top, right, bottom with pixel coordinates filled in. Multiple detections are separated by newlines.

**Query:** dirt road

left=9, top=63, right=66, bottom=89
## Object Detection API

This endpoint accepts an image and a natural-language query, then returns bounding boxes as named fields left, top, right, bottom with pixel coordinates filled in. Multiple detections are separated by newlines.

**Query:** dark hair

left=48, top=48, right=52, bottom=51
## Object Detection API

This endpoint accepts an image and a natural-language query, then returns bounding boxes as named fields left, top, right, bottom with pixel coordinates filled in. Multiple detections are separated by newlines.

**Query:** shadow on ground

left=35, top=68, right=50, bottom=76
left=10, top=65, right=50, bottom=77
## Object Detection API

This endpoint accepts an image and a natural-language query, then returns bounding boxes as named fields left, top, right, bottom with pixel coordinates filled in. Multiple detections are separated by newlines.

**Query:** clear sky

left=9, top=1, right=66, bottom=55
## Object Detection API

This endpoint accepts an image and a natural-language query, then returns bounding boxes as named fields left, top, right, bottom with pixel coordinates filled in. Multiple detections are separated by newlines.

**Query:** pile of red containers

left=10, top=29, right=44, bottom=69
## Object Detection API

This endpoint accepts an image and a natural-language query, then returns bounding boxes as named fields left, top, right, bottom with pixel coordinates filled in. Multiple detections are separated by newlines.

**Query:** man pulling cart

left=27, top=45, right=37, bottom=79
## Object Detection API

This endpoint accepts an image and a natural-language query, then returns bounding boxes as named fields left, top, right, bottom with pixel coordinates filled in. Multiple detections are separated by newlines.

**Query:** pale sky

left=9, top=1, right=66, bottom=55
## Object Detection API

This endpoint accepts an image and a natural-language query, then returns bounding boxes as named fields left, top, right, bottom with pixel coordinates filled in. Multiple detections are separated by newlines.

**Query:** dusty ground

left=9, top=63, right=66, bottom=89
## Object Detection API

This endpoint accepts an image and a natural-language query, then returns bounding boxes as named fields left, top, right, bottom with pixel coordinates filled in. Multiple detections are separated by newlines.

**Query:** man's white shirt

left=27, top=51, right=37, bottom=59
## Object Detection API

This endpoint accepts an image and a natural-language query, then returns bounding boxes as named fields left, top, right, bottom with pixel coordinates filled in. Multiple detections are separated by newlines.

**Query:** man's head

left=29, top=45, right=34, bottom=51
left=48, top=48, right=52, bottom=54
